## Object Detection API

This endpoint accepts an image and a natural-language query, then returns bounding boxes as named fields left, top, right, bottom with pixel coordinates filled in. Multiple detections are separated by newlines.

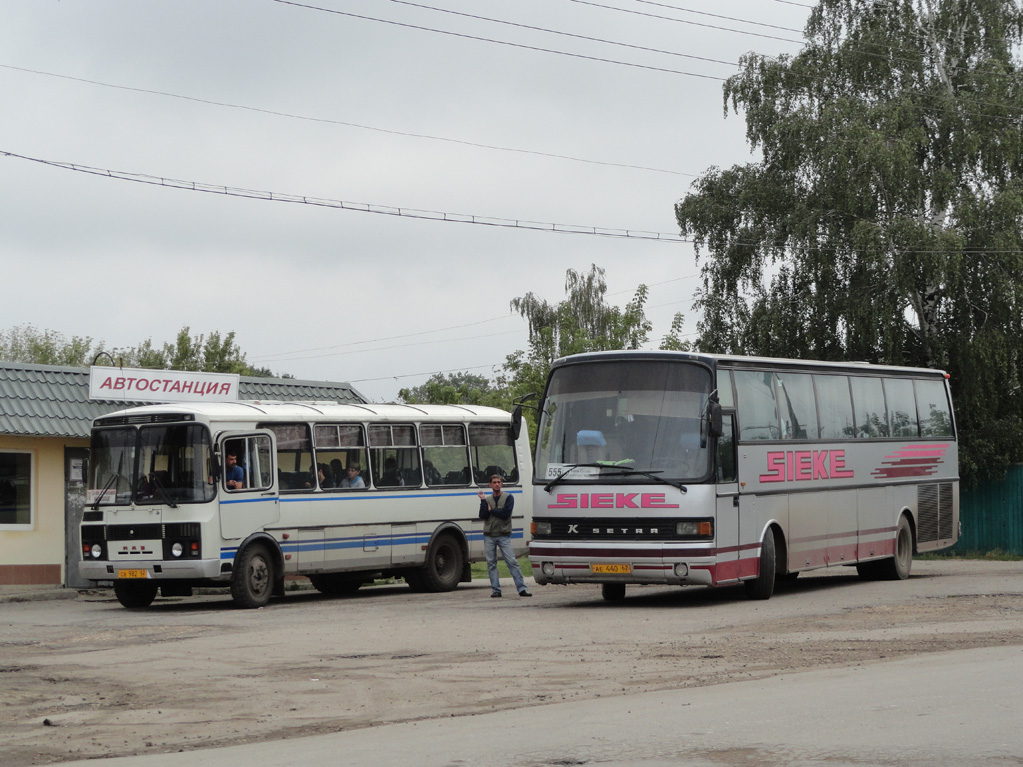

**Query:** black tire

left=855, top=560, right=883, bottom=580
left=875, top=515, right=913, bottom=581
left=418, top=533, right=464, bottom=592
left=231, top=544, right=275, bottom=608
left=404, top=570, right=428, bottom=592
left=309, top=573, right=363, bottom=596
left=744, top=529, right=777, bottom=600
left=601, top=582, right=627, bottom=601
left=113, top=580, right=158, bottom=609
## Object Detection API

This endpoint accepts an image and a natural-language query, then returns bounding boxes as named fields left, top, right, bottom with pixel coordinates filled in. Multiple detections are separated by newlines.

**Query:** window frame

left=0, top=449, right=34, bottom=531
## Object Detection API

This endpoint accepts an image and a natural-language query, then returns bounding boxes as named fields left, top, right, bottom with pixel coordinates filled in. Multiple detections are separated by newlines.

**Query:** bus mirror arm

left=700, top=393, right=723, bottom=449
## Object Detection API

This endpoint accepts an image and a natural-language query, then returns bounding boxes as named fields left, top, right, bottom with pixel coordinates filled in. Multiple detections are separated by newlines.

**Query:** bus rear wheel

left=744, top=530, right=777, bottom=600
left=601, top=583, right=626, bottom=601
left=113, top=580, right=158, bottom=609
left=231, top=544, right=275, bottom=608
left=419, top=533, right=463, bottom=592
left=876, top=515, right=913, bottom=581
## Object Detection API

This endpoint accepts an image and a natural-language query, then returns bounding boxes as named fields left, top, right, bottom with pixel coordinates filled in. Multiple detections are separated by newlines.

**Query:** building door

left=64, top=447, right=91, bottom=588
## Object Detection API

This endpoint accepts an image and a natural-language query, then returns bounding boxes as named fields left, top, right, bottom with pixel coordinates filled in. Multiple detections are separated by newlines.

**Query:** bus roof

left=549, top=350, right=949, bottom=378
left=93, top=401, right=515, bottom=427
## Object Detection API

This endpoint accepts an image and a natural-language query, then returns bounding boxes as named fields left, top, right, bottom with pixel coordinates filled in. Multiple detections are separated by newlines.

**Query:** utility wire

left=382, top=0, right=740, bottom=67
left=0, top=64, right=692, bottom=178
left=0, top=150, right=690, bottom=243
left=5, top=150, right=1018, bottom=256
left=272, top=0, right=729, bottom=81
left=624, top=0, right=804, bottom=33
left=253, top=314, right=522, bottom=362
left=566, top=0, right=803, bottom=44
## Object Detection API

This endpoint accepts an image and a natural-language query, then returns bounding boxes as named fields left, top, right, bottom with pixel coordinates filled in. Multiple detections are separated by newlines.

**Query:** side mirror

left=511, top=405, right=523, bottom=441
left=700, top=395, right=723, bottom=448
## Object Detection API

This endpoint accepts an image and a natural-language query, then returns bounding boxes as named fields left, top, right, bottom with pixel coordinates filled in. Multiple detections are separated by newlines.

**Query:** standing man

left=478, top=475, right=531, bottom=598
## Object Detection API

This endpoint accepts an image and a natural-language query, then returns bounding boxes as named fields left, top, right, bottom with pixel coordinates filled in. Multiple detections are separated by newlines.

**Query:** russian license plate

left=118, top=569, right=149, bottom=579
left=591, top=563, right=631, bottom=575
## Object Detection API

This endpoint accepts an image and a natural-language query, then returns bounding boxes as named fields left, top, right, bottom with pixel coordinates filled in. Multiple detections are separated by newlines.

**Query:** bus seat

left=576, top=430, right=608, bottom=462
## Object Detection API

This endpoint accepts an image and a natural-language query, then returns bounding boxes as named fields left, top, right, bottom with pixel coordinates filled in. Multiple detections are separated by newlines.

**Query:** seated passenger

left=377, top=457, right=402, bottom=487
left=224, top=451, right=245, bottom=490
left=340, top=463, right=365, bottom=489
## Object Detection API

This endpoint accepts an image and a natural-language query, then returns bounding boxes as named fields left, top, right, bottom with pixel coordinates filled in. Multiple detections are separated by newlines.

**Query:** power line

left=626, top=0, right=805, bottom=34
left=272, top=0, right=728, bottom=81
left=0, top=150, right=691, bottom=243
left=566, top=0, right=803, bottom=44
left=253, top=314, right=522, bottom=362
left=5, top=150, right=1017, bottom=257
left=382, top=0, right=739, bottom=67
left=0, top=63, right=693, bottom=178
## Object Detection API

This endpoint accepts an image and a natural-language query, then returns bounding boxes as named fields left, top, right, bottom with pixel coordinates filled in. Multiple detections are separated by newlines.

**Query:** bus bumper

left=79, top=558, right=226, bottom=582
left=528, top=542, right=715, bottom=587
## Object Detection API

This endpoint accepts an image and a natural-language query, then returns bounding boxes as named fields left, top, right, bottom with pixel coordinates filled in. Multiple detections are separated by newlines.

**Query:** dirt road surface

left=2, top=559, right=1022, bottom=766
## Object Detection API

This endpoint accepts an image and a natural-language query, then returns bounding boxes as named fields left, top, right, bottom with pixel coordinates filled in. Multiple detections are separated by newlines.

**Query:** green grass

left=471, top=555, right=532, bottom=580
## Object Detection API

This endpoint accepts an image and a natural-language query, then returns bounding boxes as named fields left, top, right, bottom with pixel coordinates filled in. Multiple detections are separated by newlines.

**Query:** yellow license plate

left=118, top=569, right=149, bottom=579
left=591, top=563, right=631, bottom=574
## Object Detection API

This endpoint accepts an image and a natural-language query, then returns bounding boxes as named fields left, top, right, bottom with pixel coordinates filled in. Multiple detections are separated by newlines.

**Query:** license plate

left=118, top=569, right=149, bottom=579
left=591, top=563, right=631, bottom=574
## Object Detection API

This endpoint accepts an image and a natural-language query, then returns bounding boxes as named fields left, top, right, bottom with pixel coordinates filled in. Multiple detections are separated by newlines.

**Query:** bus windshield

left=88, top=424, right=215, bottom=506
left=535, top=360, right=713, bottom=483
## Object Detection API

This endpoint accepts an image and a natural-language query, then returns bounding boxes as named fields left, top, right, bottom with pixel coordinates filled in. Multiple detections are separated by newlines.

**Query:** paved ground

left=2, top=559, right=1022, bottom=765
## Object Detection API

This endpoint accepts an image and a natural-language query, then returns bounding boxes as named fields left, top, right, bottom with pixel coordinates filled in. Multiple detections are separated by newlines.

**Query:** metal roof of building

left=0, top=362, right=369, bottom=439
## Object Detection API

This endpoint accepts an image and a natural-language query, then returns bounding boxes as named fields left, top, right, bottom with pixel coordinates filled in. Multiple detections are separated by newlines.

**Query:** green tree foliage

left=0, top=324, right=277, bottom=377
left=503, top=265, right=653, bottom=441
left=398, top=371, right=509, bottom=407
left=506, top=264, right=652, bottom=397
left=675, top=0, right=1023, bottom=484
left=0, top=324, right=95, bottom=366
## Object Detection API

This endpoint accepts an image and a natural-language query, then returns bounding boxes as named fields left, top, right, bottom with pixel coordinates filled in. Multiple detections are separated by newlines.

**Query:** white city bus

left=80, top=402, right=531, bottom=608
left=528, top=351, right=958, bottom=601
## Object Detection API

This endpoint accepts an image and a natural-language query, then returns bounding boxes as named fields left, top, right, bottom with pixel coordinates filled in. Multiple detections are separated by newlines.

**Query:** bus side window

left=716, top=415, right=737, bottom=483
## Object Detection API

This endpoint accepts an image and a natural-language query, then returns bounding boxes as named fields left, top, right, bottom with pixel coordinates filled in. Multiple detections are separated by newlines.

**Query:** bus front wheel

left=231, top=544, right=275, bottom=608
left=113, top=580, right=158, bottom=609
left=744, top=530, right=777, bottom=600
left=419, top=533, right=463, bottom=592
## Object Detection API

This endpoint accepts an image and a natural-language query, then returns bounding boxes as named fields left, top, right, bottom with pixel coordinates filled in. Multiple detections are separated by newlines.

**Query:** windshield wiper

left=543, top=463, right=687, bottom=494
left=148, top=474, right=178, bottom=509
left=91, top=471, right=121, bottom=510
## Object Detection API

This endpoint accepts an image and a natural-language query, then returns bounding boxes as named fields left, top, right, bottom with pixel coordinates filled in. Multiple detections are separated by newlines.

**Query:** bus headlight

left=90, top=544, right=103, bottom=559
left=541, top=562, right=555, bottom=577
left=676, top=520, right=714, bottom=538
left=532, top=521, right=552, bottom=536
left=171, top=542, right=184, bottom=558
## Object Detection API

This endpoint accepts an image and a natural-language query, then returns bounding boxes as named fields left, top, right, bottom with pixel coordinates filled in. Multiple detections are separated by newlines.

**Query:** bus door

left=219, top=432, right=279, bottom=540
left=714, top=415, right=741, bottom=583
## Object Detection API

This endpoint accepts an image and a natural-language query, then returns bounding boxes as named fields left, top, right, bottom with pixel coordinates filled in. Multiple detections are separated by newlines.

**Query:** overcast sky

left=2, top=0, right=811, bottom=402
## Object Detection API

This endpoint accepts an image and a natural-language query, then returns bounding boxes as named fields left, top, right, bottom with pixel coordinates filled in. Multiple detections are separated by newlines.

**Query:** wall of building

left=0, top=434, right=89, bottom=585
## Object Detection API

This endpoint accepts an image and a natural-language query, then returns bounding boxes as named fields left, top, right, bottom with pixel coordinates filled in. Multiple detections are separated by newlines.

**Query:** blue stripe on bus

left=219, top=528, right=524, bottom=560
left=276, top=489, right=522, bottom=504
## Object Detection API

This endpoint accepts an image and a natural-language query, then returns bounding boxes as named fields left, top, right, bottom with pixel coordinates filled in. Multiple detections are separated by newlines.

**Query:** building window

left=0, top=451, right=33, bottom=529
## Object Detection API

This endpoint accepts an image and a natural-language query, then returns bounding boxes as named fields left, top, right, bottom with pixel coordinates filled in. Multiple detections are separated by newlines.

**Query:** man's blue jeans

left=484, top=534, right=527, bottom=594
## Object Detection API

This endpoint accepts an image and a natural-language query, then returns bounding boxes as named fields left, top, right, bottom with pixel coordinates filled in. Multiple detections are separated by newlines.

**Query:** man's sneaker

left=518, top=590, right=532, bottom=597
left=491, top=592, right=502, bottom=598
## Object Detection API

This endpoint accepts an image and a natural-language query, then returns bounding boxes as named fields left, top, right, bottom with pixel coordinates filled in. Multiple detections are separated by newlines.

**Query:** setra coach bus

left=528, top=351, right=958, bottom=601
left=79, top=401, right=531, bottom=608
